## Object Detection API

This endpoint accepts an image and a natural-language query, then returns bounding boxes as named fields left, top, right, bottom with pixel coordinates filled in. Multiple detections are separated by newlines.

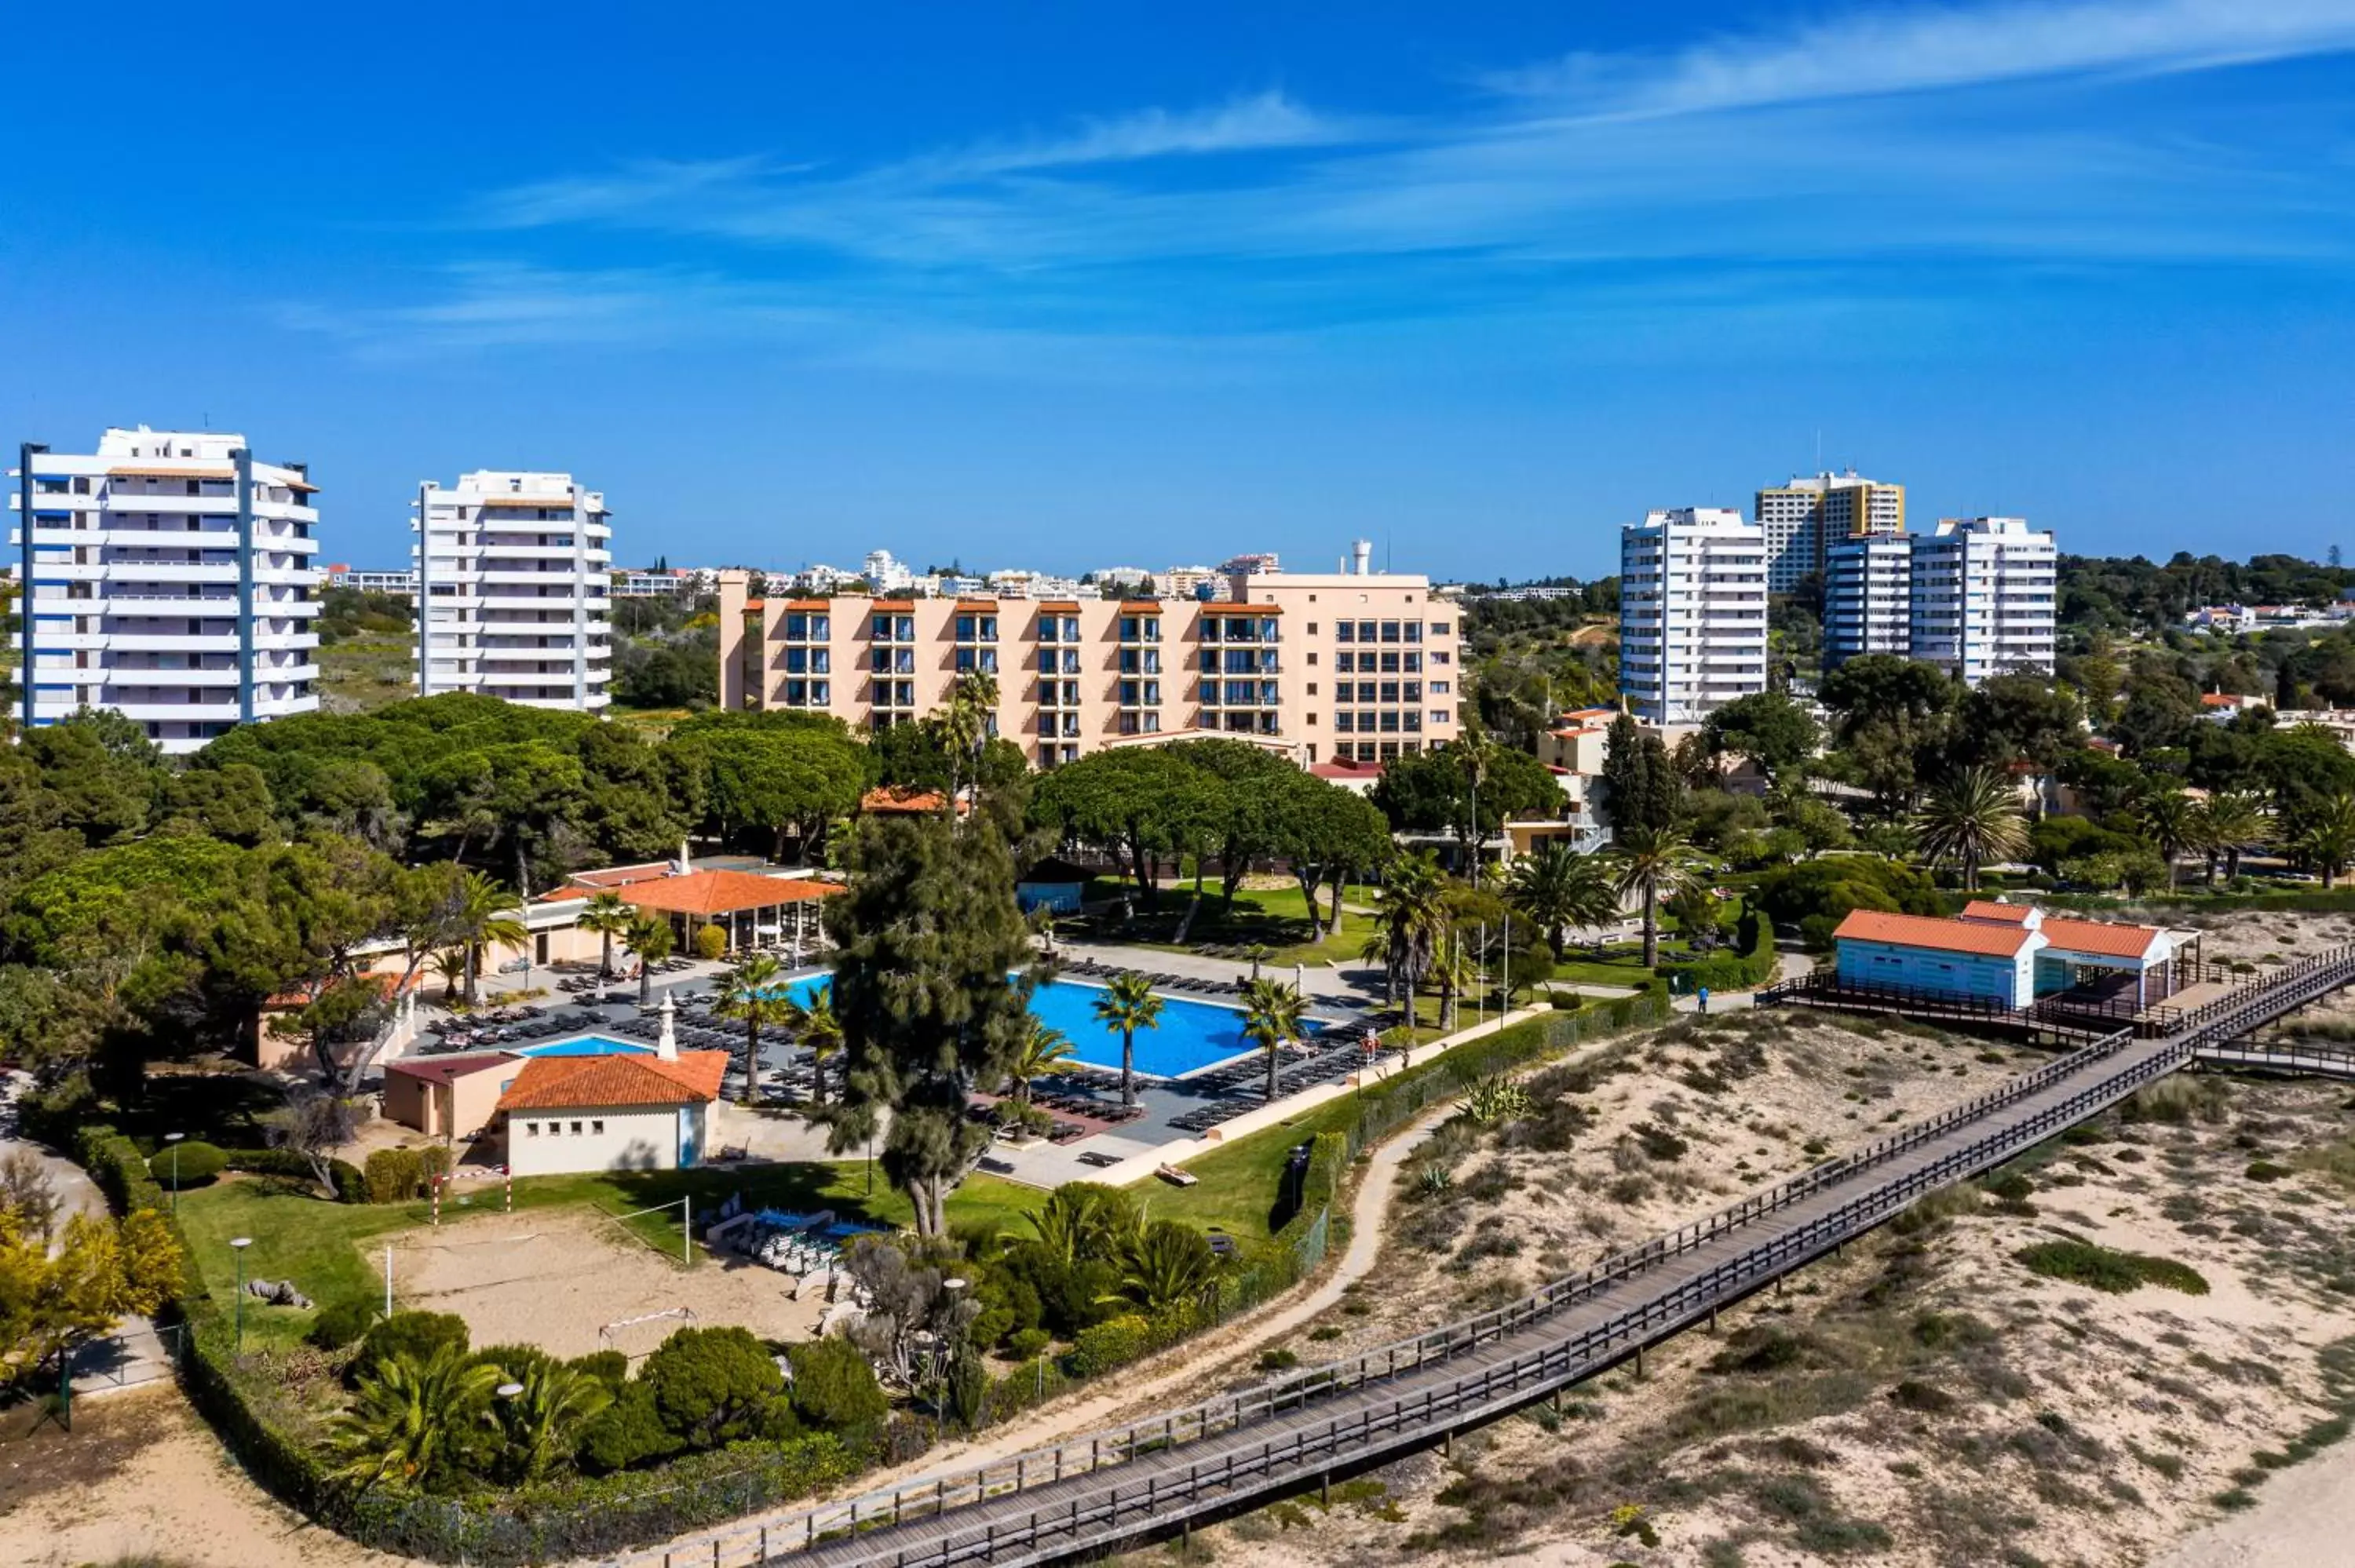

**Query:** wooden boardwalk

left=602, top=946, right=2355, bottom=1568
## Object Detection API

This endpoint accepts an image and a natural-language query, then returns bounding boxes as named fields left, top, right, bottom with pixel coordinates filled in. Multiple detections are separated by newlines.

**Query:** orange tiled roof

left=861, top=786, right=947, bottom=815
left=1833, top=910, right=2037, bottom=958
left=1035, top=600, right=1081, bottom=612
left=1959, top=900, right=2032, bottom=924
left=2039, top=916, right=2167, bottom=961
left=615, top=870, right=838, bottom=917
left=495, top=1051, right=727, bottom=1112
left=265, top=968, right=422, bottom=1008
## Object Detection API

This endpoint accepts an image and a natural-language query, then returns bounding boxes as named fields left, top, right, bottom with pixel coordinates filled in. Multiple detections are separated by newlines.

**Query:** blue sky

left=5, top=0, right=2354, bottom=579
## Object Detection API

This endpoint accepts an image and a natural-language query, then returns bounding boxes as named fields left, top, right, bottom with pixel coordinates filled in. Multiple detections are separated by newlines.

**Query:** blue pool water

left=516, top=1035, right=653, bottom=1058
left=772, top=974, right=1317, bottom=1079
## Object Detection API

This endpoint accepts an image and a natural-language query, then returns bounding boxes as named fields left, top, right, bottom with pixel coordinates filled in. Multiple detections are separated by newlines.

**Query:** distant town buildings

left=326, top=564, right=418, bottom=596
left=412, top=470, right=612, bottom=710
left=9, top=425, right=322, bottom=752
left=2185, top=602, right=2353, bottom=634
left=1756, top=469, right=1905, bottom=593
left=719, top=540, right=1460, bottom=768
left=1617, top=508, right=1769, bottom=723
left=1824, top=516, right=2057, bottom=684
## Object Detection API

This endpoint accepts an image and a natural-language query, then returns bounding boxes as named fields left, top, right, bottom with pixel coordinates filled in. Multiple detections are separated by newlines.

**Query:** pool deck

left=385, top=939, right=1462, bottom=1191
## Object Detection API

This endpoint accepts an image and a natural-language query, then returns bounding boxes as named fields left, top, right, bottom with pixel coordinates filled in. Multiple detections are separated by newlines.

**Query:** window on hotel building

left=1335, top=622, right=1355, bottom=643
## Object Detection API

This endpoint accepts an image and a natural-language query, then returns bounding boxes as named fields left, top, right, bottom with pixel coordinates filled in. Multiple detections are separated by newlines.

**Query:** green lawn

left=173, top=1161, right=1046, bottom=1349
left=1089, top=881, right=1381, bottom=967
left=1130, top=1091, right=1368, bottom=1238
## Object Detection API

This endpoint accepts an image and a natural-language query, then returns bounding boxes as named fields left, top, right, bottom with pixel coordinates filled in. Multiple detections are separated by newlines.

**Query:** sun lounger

left=1156, top=1164, right=1199, bottom=1187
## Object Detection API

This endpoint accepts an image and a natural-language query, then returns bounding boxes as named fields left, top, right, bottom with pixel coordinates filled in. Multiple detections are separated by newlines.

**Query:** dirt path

left=0, top=1386, right=410, bottom=1568
left=2151, top=1444, right=2355, bottom=1568
left=756, top=1022, right=1628, bottom=1497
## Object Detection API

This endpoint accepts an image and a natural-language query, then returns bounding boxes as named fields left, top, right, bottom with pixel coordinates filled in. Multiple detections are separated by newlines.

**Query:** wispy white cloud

left=922, top=90, right=1361, bottom=176
left=308, top=2, right=2355, bottom=364
left=1490, top=0, right=2355, bottom=116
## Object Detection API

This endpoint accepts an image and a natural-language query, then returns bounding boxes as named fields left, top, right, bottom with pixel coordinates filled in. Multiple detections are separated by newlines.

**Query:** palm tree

left=1913, top=767, right=2028, bottom=894
left=1104, top=1220, right=1220, bottom=1317
left=1240, top=976, right=1305, bottom=1103
left=1004, top=1018, right=1075, bottom=1106
left=2296, top=790, right=2355, bottom=889
left=2194, top=789, right=2272, bottom=884
left=577, top=892, right=633, bottom=980
left=777, top=986, right=842, bottom=1105
left=1028, top=1183, right=1141, bottom=1265
left=1453, top=729, right=1502, bottom=887
left=492, top=1358, right=612, bottom=1484
left=1430, top=924, right=1477, bottom=1034
left=709, top=954, right=789, bottom=1105
left=1608, top=824, right=1700, bottom=968
left=623, top=913, right=676, bottom=1007
left=450, top=870, right=528, bottom=1006
left=432, top=948, right=467, bottom=1004
left=1506, top=846, right=1619, bottom=951
left=939, top=669, right=1000, bottom=810
left=2131, top=785, right=2198, bottom=891
left=1092, top=972, right=1165, bottom=1109
left=323, top=1344, right=501, bottom=1494
left=1370, top=852, right=1447, bottom=1010
left=1242, top=943, right=1272, bottom=983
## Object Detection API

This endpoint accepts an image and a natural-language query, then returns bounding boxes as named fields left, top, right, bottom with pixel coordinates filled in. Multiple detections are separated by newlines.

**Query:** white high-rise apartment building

left=1618, top=508, right=1769, bottom=723
left=10, top=426, right=321, bottom=753
left=862, top=549, right=915, bottom=594
left=1755, top=470, right=1905, bottom=592
left=1909, top=516, right=2057, bottom=685
left=411, top=471, right=612, bottom=709
left=1823, top=535, right=1915, bottom=668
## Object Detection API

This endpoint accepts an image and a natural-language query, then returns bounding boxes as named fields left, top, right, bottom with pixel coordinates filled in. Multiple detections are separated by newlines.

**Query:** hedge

left=223, top=1146, right=367, bottom=1205
left=1657, top=908, right=1779, bottom=994
left=363, top=1145, right=452, bottom=1204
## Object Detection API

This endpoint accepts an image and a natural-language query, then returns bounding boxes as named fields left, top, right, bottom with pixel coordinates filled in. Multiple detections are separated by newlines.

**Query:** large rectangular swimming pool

left=772, top=974, right=1316, bottom=1080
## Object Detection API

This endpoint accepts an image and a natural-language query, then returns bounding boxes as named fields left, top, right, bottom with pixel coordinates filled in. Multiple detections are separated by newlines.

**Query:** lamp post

left=230, top=1237, right=254, bottom=1349
left=165, top=1132, right=184, bottom=1215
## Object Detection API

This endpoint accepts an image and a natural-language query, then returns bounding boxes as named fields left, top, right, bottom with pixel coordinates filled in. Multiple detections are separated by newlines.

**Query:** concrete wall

left=505, top=1102, right=706, bottom=1176
left=1837, top=938, right=2034, bottom=1008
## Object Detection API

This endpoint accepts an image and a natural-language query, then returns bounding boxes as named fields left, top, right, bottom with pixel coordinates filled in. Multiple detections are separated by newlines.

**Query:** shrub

left=1067, top=1313, right=1159, bottom=1378
left=149, top=1140, right=227, bottom=1189
left=363, top=1147, right=427, bottom=1204
left=640, top=1326, right=794, bottom=1449
left=2247, top=1159, right=2295, bottom=1183
left=1005, top=1327, right=1051, bottom=1362
left=577, top=1380, right=685, bottom=1474
left=309, top=1297, right=380, bottom=1351
left=223, top=1146, right=366, bottom=1203
left=786, top=1336, right=887, bottom=1433
left=571, top=1349, right=630, bottom=1391
left=693, top=924, right=728, bottom=961
left=2016, top=1240, right=2210, bottom=1296
left=1258, top=1348, right=1300, bottom=1372
left=354, top=1311, right=471, bottom=1380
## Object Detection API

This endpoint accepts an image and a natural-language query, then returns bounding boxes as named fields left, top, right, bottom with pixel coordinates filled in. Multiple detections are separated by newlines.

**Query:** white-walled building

left=411, top=470, right=612, bottom=709
left=1618, top=508, right=1770, bottom=723
left=1823, top=534, right=1916, bottom=668
left=326, top=564, right=418, bottom=596
left=862, top=549, right=915, bottom=594
left=10, top=426, right=322, bottom=752
left=1910, top=516, right=2057, bottom=684
left=1755, top=470, right=1905, bottom=593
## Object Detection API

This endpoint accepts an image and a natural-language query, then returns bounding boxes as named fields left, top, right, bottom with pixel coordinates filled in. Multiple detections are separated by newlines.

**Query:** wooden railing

left=597, top=945, right=2355, bottom=1568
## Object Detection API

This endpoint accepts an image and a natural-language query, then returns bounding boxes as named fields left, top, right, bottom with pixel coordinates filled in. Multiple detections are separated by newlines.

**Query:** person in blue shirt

left=1697, top=986, right=1711, bottom=1015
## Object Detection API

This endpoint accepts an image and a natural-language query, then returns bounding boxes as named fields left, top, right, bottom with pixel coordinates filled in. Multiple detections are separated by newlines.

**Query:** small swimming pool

left=514, top=1035, right=653, bottom=1058
left=769, top=974, right=1320, bottom=1080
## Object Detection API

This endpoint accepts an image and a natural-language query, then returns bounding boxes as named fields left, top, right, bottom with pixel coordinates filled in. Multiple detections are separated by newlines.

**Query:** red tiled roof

left=1833, top=910, right=2037, bottom=958
left=387, top=1052, right=517, bottom=1087
left=616, top=870, right=840, bottom=917
left=1959, top=900, right=2032, bottom=924
left=494, top=1051, right=727, bottom=1112
left=1311, top=760, right=1384, bottom=779
left=536, top=861, right=679, bottom=902
left=2039, top=917, right=2167, bottom=961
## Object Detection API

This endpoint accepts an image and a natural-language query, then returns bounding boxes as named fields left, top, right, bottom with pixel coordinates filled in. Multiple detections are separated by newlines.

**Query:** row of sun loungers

left=1057, top=957, right=1261, bottom=1000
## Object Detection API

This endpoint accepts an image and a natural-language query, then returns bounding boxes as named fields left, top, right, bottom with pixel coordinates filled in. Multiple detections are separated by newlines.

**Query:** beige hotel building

left=715, top=546, right=1461, bottom=768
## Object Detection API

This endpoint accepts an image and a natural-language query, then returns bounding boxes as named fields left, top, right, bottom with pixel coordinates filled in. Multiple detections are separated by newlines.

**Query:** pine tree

left=822, top=810, right=1036, bottom=1235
